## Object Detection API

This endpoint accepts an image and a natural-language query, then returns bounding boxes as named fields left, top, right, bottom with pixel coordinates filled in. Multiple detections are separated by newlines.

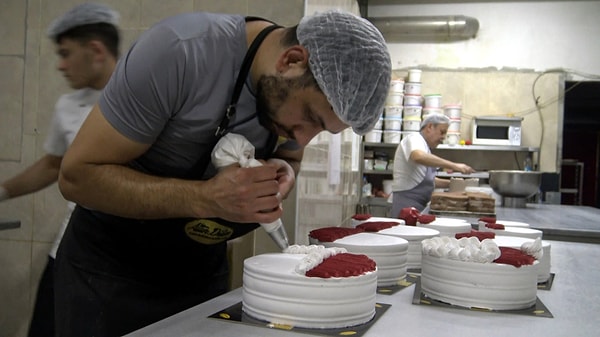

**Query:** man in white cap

left=55, top=9, right=391, bottom=336
left=0, top=3, right=120, bottom=336
left=391, top=113, right=475, bottom=216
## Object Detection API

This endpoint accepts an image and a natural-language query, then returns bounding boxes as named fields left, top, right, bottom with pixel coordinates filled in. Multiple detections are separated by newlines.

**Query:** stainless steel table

left=0, top=218, right=20, bottom=231
left=128, top=240, right=600, bottom=337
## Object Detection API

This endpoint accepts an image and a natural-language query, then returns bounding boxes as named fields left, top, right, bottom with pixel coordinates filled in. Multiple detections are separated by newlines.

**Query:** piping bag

left=211, top=133, right=290, bottom=251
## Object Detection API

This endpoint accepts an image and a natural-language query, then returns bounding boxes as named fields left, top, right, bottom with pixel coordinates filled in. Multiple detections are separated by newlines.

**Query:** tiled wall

left=0, top=1, right=303, bottom=336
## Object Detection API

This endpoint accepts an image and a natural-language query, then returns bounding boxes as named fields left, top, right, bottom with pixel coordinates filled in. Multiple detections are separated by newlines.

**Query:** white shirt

left=392, top=132, right=430, bottom=191
left=45, top=88, right=100, bottom=258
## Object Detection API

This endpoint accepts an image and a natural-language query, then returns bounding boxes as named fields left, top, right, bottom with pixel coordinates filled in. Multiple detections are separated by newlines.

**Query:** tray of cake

left=428, top=191, right=496, bottom=217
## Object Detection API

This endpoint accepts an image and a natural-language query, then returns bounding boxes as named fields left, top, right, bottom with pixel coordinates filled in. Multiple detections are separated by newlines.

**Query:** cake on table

left=242, top=245, right=378, bottom=329
left=479, top=221, right=543, bottom=239
left=351, top=214, right=405, bottom=228
left=420, top=236, right=541, bottom=310
left=494, top=235, right=552, bottom=283
left=398, top=207, right=472, bottom=236
left=351, top=220, right=439, bottom=270
left=309, top=227, right=409, bottom=287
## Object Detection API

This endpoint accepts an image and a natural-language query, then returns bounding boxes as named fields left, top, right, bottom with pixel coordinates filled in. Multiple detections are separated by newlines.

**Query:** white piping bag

left=211, top=133, right=289, bottom=250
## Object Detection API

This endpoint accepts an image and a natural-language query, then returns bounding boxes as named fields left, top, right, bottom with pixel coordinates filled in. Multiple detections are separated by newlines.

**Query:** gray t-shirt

left=99, top=12, right=282, bottom=179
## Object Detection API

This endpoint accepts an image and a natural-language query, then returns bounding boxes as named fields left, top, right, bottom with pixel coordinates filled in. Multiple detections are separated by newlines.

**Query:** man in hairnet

left=55, top=10, right=391, bottom=336
left=390, top=113, right=475, bottom=216
left=0, top=3, right=120, bottom=336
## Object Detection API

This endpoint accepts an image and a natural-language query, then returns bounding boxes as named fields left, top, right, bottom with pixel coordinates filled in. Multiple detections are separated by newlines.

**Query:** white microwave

left=471, top=116, right=522, bottom=146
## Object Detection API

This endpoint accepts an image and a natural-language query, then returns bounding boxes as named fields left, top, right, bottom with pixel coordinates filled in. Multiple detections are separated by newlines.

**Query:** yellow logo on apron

left=184, top=219, right=233, bottom=244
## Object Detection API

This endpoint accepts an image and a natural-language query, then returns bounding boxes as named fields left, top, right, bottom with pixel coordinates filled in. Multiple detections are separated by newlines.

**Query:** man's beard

left=255, top=74, right=288, bottom=133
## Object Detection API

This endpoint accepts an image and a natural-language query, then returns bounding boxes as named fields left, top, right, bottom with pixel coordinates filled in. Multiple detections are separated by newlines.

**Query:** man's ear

left=87, top=40, right=109, bottom=61
left=275, top=45, right=308, bottom=74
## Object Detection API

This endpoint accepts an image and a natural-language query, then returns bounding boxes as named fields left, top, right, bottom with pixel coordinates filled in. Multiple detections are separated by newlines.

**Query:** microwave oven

left=471, top=116, right=523, bottom=146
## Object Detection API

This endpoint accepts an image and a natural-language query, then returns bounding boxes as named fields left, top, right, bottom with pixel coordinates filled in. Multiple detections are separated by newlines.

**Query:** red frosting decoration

left=305, top=253, right=376, bottom=278
left=357, top=221, right=400, bottom=232
left=494, top=247, right=536, bottom=267
left=455, top=230, right=495, bottom=241
left=399, top=207, right=420, bottom=226
left=485, top=223, right=505, bottom=230
left=352, top=214, right=372, bottom=220
left=479, top=217, right=496, bottom=223
left=418, top=214, right=436, bottom=224
left=309, top=227, right=364, bottom=242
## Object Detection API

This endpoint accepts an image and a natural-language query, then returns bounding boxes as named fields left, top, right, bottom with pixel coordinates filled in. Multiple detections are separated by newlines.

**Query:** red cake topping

left=305, top=253, right=376, bottom=278
left=417, top=214, right=436, bottom=224
left=494, top=247, right=536, bottom=267
left=455, top=230, right=495, bottom=241
left=485, top=223, right=505, bottom=230
left=309, top=227, right=364, bottom=242
left=352, top=214, right=372, bottom=220
left=479, top=217, right=496, bottom=223
left=399, top=207, right=420, bottom=226
left=357, top=221, right=400, bottom=232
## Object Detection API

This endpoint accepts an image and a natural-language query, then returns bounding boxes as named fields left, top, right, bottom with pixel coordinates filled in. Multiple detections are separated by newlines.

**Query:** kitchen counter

left=0, top=218, right=20, bottom=231
left=128, top=240, right=600, bottom=337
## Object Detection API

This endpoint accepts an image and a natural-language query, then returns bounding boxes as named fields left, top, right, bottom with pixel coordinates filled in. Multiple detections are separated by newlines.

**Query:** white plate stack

left=443, top=104, right=462, bottom=145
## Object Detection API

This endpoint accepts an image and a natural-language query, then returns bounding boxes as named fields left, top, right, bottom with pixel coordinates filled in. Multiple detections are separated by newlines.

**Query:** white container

left=403, top=105, right=422, bottom=119
left=364, top=130, right=382, bottom=143
left=448, top=119, right=461, bottom=132
left=403, top=94, right=422, bottom=106
left=445, top=132, right=460, bottom=145
left=403, top=119, right=421, bottom=131
left=373, top=118, right=384, bottom=130
left=390, top=80, right=405, bottom=93
left=383, top=130, right=402, bottom=144
left=384, top=117, right=402, bottom=131
left=364, top=159, right=374, bottom=170
left=384, top=105, right=403, bottom=118
left=422, top=107, right=443, bottom=119
left=424, top=94, right=442, bottom=108
left=386, top=93, right=404, bottom=106
left=444, top=104, right=462, bottom=119
left=404, top=82, right=422, bottom=95
left=408, top=69, right=422, bottom=83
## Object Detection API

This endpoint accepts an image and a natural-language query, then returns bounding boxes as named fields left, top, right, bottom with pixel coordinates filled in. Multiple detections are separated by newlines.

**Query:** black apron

left=55, top=21, right=281, bottom=337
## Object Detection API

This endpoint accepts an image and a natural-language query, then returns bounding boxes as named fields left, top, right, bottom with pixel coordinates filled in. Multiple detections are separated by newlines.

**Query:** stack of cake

left=430, top=191, right=496, bottom=214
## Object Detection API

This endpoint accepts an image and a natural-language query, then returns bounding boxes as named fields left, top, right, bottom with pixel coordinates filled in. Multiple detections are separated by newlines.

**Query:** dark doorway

left=562, top=81, right=600, bottom=208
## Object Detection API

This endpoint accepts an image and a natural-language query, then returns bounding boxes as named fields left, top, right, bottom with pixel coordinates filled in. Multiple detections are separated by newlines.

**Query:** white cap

left=297, top=10, right=392, bottom=135
left=47, top=2, right=119, bottom=39
left=420, top=113, right=450, bottom=129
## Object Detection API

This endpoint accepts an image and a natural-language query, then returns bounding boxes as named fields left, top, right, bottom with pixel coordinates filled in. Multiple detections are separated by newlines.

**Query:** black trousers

left=54, top=207, right=230, bottom=337
left=28, top=257, right=55, bottom=337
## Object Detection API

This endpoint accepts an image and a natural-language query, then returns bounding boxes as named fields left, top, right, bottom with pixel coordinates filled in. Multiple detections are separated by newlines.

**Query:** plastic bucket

left=403, top=119, right=421, bottom=131
left=444, top=104, right=462, bottom=119
left=384, top=117, right=403, bottom=131
left=448, top=119, right=461, bottom=132
left=403, top=105, right=422, bottom=119
left=384, top=105, right=403, bottom=118
left=408, top=69, right=422, bottom=83
left=364, top=130, right=382, bottom=143
left=424, top=94, right=442, bottom=108
left=383, top=130, right=402, bottom=144
left=403, top=94, right=422, bottom=106
left=386, top=93, right=404, bottom=106
left=390, top=80, right=405, bottom=93
left=404, top=82, right=422, bottom=95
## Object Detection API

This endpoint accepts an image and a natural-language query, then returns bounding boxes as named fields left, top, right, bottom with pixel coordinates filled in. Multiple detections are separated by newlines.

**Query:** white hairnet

left=421, top=113, right=450, bottom=129
left=297, top=10, right=392, bottom=135
left=47, top=2, right=119, bottom=39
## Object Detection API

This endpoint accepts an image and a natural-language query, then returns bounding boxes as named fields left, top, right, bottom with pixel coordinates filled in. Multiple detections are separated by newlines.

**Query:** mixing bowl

left=489, top=170, right=542, bottom=207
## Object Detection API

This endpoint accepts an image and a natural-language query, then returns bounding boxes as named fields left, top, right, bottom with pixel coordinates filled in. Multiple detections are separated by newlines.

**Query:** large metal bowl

left=489, top=170, right=542, bottom=198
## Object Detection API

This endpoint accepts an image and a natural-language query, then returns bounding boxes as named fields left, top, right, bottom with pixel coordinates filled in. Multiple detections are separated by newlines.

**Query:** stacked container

left=381, top=79, right=405, bottom=144
left=402, top=69, right=422, bottom=139
left=443, top=104, right=462, bottom=145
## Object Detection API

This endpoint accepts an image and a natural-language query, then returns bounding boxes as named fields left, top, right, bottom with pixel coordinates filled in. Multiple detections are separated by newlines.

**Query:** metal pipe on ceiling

left=368, top=15, right=479, bottom=42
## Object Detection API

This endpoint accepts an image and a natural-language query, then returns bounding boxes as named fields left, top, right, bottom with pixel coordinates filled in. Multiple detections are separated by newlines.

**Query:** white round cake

left=242, top=246, right=377, bottom=329
left=483, top=226, right=543, bottom=239
left=494, top=235, right=551, bottom=283
left=351, top=215, right=405, bottom=228
left=418, top=217, right=472, bottom=236
left=375, top=225, right=440, bottom=269
left=312, top=232, right=409, bottom=287
left=420, top=236, right=539, bottom=310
